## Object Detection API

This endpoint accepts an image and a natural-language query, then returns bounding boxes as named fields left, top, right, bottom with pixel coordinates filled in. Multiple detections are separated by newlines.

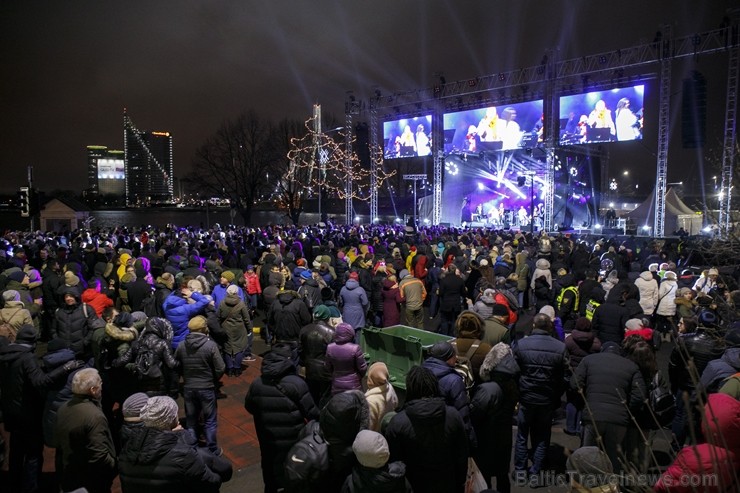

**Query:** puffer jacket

left=565, top=329, right=602, bottom=369
left=267, top=290, right=312, bottom=342
left=591, top=301, right=630, bottom=345
left=162, top=290, right=210, bottom=350
left=55, top=288, right=105, bottom=357
left=0, top=342, right=68, bottom=431
left=422, top=356, right=473, bottom=445
left=674, top=296, right=696, bottom=320
left=572, top=349, right=645, bottom=425
left=634, top=271, right=659, bottom=315
left=174, top=332, right=225, bottom=390
left=244, top=348, right=319, bottom=487
left=513, top=328, right=568, bottom=407
left=299, top=320, right=335, bottom=382
left=471, top=292, right=496, bottom=320
left=325, top=324, right=367, bottom=394
left=115, top=318, right=178, bottom=380
left=339, top=279, right=368, bottom=330
left=654, top=393, right=740, bottom=493
left=41, top=347, right=79, bottom=447
left=320, top=390, right=371, bottom=492
left=385, top=397, right=468, bottom=493
left=0, top=300, right=33, bottom=335
left=4, top=280, right=41, bottom=319
left=341, top=462, right=412, bottom=493
left=700, top=347, right=740, bottom=393
left=669, top=328, right=725, bottom=393
left=81, top=288, right=114, bottom=317
left=119, top=426, right=222, bottom=493
left=217, top=294, right=250, bottom=355
left=655, top=278, right=678, bottom=316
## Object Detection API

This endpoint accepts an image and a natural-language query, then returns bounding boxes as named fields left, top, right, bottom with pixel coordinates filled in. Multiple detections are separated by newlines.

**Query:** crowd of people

left=0, top=222, right=739, bottom=492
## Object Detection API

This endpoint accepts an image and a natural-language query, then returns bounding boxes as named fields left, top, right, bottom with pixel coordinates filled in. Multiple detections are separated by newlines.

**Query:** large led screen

left=97, top=158, right=125, bottom=180
left=383, top=115, right=433, bottom=159
left=559, top=84, right=644, bottom=145
left=443, top=100, right=544, bottom=154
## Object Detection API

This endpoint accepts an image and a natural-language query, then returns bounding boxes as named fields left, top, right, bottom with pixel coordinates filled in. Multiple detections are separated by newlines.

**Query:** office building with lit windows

left=123, top=110, right=174, bottom=206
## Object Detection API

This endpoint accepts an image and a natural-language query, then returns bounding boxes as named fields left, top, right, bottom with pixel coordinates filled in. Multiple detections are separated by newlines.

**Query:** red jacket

left=654, top=393, right=740, bottom=493
left=244, top=272, right=262, bottom=295
left=81, top=289, right=114, bottom=317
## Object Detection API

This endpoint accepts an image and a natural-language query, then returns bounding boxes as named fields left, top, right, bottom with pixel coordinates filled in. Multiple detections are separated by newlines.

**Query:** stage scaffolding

left=353, top=21, right=739, bottom=236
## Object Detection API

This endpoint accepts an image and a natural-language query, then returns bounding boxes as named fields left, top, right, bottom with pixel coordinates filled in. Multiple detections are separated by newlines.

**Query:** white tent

left=626, top=188, right=703, bottom=235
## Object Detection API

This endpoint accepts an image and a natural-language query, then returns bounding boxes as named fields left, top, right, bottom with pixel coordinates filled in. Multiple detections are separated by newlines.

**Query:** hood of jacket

left=42, top=347, right=75, bottom=369
left=535, top=258, right=551, bottom=270
left=571, top=328, right=595, bottom=344
left=276, top=290, right=300, bottom=306
left=344, top=279, right=360, bottom=290
left=382, top=278, right=397, bottom=290
left=404, top=396, right=447, bottom=424
left=105, top=322, right=138, bottom=342
left=334, top=323, right=356, bottom=344
left=722, top=347, right=740, bottom=370
left=639, top=271, right=654, bottom=281
left=144, top=317, right=173, bottom=343
left=223, top=293, right=242, bottom=307
left=184, top=332, right=210, bottom=351
left=121, top=426, right=180, bottom=465
left=260, top=347, right=298, bottom=381
left=479, top=343, right=519, bottom=381
left=319, top=389, right=369, bottom=443
left=702, top=392, right=740, bottom=451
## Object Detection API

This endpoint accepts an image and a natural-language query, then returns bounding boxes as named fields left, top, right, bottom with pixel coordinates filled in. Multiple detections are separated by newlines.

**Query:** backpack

left=451, top=339, right=481, bottom=396
left=131, top=336, right=158, bottom=379
left=284, top=420, right=329, bottom=487
left=649, top=372, right=675, bottom=429
left=140, top=294, right=157, bottom=318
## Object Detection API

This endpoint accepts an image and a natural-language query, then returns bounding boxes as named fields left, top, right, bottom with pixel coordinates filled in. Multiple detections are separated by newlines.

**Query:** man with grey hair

left=55, top=367, right=118, bottom=493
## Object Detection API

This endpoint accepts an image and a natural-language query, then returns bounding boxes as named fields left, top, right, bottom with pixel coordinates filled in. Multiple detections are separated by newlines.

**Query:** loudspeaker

left=682, top=70, right=706, bottom=148
left=517, top=176, right=527, bottom=187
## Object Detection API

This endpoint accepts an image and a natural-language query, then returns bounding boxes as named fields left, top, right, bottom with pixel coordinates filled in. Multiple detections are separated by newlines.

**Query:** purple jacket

left=325, top=323, right=367, bottom=395
left=339, top=279, right=368, bottom=330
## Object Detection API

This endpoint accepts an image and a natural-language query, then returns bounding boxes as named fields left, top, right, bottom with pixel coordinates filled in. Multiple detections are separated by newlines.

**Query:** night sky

left=0, top=1, right=733, bottom=195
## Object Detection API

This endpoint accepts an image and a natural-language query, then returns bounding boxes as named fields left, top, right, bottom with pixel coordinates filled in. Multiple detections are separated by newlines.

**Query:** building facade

left=123, top=111, right=174, bottom=206
left=87, top=146, right=126, bottom=199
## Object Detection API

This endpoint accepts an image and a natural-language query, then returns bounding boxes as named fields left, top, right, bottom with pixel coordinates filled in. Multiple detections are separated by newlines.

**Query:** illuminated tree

left=285, top=116, right=395, bottom=221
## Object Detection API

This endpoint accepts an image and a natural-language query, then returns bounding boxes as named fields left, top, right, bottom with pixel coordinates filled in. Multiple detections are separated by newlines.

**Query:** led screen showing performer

left=443, top=99, right=543, bottom=154
left=559, top=84, right=644, bottom=145
left=382, top=114, right=433, bottom=159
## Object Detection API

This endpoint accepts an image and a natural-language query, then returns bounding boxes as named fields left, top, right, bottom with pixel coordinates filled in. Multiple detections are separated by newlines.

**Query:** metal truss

left=719, top=39, right=739, bottom=236
left=358, top=24, right=739, bottom=232
left=369, top=98, right=379, bottom=223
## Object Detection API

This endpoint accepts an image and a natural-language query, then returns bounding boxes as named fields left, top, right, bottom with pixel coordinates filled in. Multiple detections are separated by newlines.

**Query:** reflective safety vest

left=556, top=286, right=579, bottom=313
left=585, top=299, right=601, bottom=321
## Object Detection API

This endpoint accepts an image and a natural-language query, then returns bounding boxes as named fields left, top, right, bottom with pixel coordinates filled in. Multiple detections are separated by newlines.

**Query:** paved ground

left=0, top=307, right=676, bottom=492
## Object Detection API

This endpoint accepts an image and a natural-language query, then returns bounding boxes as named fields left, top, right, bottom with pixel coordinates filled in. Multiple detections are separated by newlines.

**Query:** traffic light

left=19, top=187, right=30, bottom=217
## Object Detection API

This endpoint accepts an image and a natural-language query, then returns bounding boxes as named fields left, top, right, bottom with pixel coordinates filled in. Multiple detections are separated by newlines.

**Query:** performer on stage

left=518, top=205, right=529, bottom=227
left=487, top=203, right=500, bottom=227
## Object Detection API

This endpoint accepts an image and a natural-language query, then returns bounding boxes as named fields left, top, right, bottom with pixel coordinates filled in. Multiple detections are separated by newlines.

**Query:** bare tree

left=271, top=118, right=312, bottom=224
left=185, top=110, right=274, bottom=225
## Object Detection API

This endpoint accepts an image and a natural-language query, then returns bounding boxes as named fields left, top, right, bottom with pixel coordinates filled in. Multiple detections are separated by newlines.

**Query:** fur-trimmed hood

left=479, top=342, right=520, bottom=381
left=105, top=322, right=138, bottom=342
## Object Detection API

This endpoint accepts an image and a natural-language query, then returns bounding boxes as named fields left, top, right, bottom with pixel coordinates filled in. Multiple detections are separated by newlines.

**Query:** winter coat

left=341, top=463, right=412, bottom=493
left=591, top=301, right=630, bottom=345
left=244, top=272, right=262, bottom=295
left=299, top=320, right=335, bottom=383
left=513, top=329, right=569, bottom=408
left=565, top=329, right=602, bottom=369
left=339, top=279, right=368, bottom=330
left=115, top=318, right=178, bottom=381
left=55, top=291, right=105, bottom=357
left=217, top=294, right=250, bottom=355
left=422, top=356, right=473, bottom=444
left=119, top=426, right=222, bottom=493
left=0, top=342, right=68, bottom=432
left=530, top=258, right=552, bottom=290
left=482, top=316, right=511, bottom=346
left=0, top=300, right=33, bottom=335
left=634, top=272, right=659, bottom=315
left=126, top=278, right=154, bottom=313
left=385, top=397, right=468, bottom=493
left=174, top=332, right=225, bottom=389
left=4, top=280, right=41, bottom=319
left=572, top=350, right=645, bottom=425
left=533, top=275, right=553, bottom=311
left=55, top=394, right=117, bottom=493
left=654, top=393, right=740, bottom=493
left=267, top=290, right=312, bottom=343
left=325, top=324, right=367, bottom=394
left=700, top=347, right=740, bottom=394
left=669, top=329, right=725, bottom=393
left=365, top=380, right=399, bottom=433
left=319, top=390, right=371, bottom=491
left=41, top=347, right=78, bottom=447
left=439, top=271, right=466, bottom=312
left=370, top=271, right=386, bottom=313
left=380, top=279, right=402, bottom=327
left=398, top=275, right=426, bottom=310
left=244, top=349, right=319, bottom=489
left=674, top=297, right=696, bottom=320
left=298, top=278, right=323, bottom=311
left=152, top=282, right=172, bottom=318
left=655, top=278, right=678, bottom=316
left=81, top=288, right=114, bottom=317
left=471, top=292, right=496, bottom=320
left=162, top=291, right=210, bottom=350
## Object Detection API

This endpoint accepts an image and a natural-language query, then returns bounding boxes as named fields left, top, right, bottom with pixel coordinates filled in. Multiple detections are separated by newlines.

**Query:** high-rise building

left=87, top=146, right=126, bottom=198
left=123, top=110, right=174, bottom=206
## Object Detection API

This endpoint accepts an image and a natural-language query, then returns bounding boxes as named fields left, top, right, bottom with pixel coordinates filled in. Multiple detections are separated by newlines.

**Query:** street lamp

left=403, top=174, right=426, bottom=228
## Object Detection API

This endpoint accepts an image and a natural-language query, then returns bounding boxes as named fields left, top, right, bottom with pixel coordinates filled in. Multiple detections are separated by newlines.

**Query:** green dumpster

left=360, top=325, right=454, bottom=390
